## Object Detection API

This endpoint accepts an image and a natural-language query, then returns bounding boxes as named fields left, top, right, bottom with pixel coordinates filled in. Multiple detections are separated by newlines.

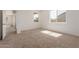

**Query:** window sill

left=49, top=22, right=67, bottom=24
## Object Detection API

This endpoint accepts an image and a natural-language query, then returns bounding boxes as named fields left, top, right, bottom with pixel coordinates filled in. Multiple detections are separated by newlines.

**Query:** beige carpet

left=1, top=28, right=79, bottom=48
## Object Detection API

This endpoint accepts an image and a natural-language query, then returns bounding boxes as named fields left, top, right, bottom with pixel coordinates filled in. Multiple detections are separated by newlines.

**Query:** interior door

left=0, top=10, right=2, bottom=40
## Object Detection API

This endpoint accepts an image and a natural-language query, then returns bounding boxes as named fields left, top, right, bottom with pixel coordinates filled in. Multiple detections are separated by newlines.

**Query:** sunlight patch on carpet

left=40, top=30, right=63, bottom=37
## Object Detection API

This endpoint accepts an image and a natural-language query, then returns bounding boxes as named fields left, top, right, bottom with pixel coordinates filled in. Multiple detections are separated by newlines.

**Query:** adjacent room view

left=1, top=10, right=79, bottom=48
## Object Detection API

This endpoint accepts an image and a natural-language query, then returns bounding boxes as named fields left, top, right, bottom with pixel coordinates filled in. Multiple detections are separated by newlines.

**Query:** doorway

left=3, top=10, right=16, bottom=39
left=6, top=15, right=16, bottom=34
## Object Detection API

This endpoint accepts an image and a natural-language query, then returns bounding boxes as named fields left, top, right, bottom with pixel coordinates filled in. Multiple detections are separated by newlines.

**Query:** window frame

left=33, top=12, right=39, bottom=22
left=49, top=10, right=67, bottom=24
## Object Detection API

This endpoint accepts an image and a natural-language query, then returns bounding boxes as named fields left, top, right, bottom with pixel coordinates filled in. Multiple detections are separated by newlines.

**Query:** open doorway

left=3, top=10, right=16, bottom=39
left=6, top=14, right=16, bottom=34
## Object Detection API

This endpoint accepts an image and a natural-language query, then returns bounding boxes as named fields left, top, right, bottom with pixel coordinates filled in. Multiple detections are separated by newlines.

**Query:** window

left=49, top=10, right=66, bottom=23
left=33, top=12, right=39, bottom=22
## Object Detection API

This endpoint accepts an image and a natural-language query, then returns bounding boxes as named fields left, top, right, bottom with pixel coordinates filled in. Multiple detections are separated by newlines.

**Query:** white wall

left=40, top=10, right=79, bottom=36
left=16, top=10, right=79, bottom=36
left=16, top=10, right=40, bottom=33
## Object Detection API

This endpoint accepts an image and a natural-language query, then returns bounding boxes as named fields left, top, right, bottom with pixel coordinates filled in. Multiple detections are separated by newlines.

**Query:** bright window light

left=34, top=13, right=39, bottom=20
left=57, top=10, right=66, bottom=16
left=41, top=30, right=63, bottom=37
left=49, top=10, right=66, bottom=23
left=49, top=10, right=57, bottom=19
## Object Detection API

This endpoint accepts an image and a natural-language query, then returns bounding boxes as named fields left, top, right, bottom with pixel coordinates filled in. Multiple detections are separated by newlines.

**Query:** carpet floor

left=1, top=29, right=79, bottom=48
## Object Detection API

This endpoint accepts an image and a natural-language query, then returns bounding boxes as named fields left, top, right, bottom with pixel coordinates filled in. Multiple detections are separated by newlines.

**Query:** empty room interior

left=1, top=10, right=79, bottom=48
